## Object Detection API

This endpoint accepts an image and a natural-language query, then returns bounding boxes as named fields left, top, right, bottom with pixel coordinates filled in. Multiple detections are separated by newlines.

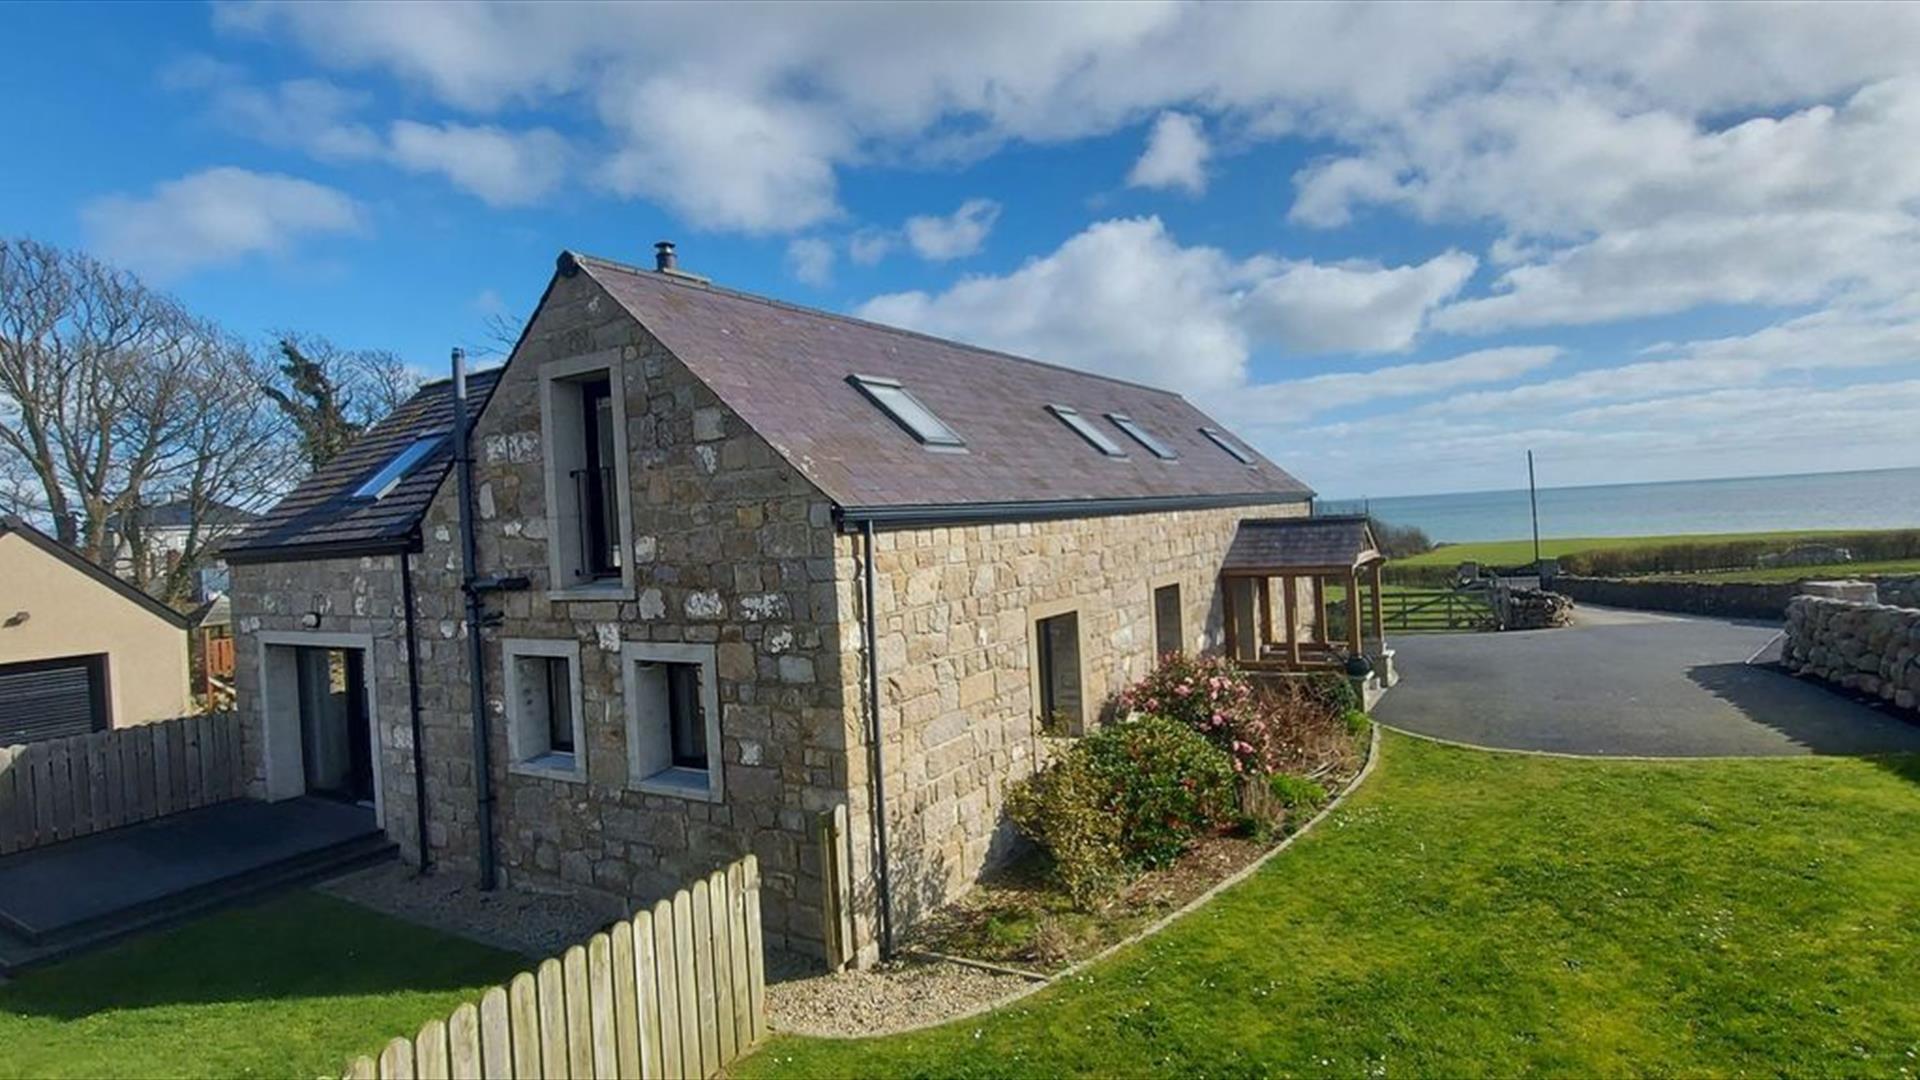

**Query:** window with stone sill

left=622, top=640, right=723, bottom=802
left=503, top=639, right=586, bottom=782
left=539, top=355, right=635, bottom=599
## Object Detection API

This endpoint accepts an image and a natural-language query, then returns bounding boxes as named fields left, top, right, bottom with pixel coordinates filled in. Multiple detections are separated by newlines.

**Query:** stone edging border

left=1374, top=719, right=1920, bottom=763
left=799, top=720, right=1385, bottom=1041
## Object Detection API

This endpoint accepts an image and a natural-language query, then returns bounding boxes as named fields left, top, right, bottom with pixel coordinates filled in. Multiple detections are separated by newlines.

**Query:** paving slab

left=0, top=796, right=377, bottom=939
left=1374, top=605, right=1920, bottom=758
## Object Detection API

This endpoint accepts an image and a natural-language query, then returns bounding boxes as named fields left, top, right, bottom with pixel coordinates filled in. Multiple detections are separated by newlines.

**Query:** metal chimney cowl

left=654, top=240, right=677, bottom=272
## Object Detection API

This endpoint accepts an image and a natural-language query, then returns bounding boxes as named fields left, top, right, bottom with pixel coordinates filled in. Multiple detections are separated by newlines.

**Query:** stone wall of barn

left=1784, top=595, right=1920, bottom=712
left=227, top=554, right=433, bottom=863
left=831, top=500, right=1309, bottom=965
left=406, top=266, right=854, bottom=957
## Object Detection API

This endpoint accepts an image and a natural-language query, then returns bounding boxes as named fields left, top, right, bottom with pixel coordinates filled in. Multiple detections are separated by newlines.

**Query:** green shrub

left=1006, top=752, right=1126, bottom=909
left=1300, top=671, right=1360, bottom=716
left=1082, top=715, right=1238, bottom=867
left=1267, top=773, right=1329, bottom=811
left=1343, top=709, right=1372, bottom=737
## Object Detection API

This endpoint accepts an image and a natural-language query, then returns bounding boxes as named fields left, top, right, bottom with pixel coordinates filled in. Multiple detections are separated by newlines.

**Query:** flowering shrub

left=1007, top=751, right=1126, bottom=909
left=1082, top=715, right=1237, bottom=867
left=1118, top=653, right=1280, bottom=775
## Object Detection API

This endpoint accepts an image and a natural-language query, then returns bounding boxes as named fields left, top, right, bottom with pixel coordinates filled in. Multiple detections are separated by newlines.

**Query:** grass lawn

left=740, top=733, right=1920, bottom=1078
left=1395, top=528, right=1896, bottom=569
left=0, top=891, right=525, bottom=1079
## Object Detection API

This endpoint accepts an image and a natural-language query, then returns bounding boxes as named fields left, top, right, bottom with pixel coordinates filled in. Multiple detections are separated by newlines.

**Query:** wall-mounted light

left=3, top=610, right=26, bottom=628
left=300, top=611, right=322, bottom=630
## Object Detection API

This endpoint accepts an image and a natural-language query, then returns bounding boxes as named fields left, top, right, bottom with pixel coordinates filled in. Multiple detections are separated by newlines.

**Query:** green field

left=739, top=733, right=1920, bottom=1078
left=1395, top=528, right=1893, bottom=569
left=0, top=891, right=524, bottom=1078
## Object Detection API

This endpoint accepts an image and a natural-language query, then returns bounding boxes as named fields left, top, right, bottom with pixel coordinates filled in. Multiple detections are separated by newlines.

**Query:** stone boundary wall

left=1553, top=576, right=1799, bottom=620
left=1784, top=596, right=1920, bottom=713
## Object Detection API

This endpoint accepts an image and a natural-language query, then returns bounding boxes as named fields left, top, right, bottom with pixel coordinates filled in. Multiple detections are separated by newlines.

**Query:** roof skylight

left=351, top=436, right=444, bottom=500
left=1199, top=427, right=1256, bottom=466
left=1106, top=413, right=1176, bottom=460
left=1047, top=405, right=1127, bottom=457
left=848, top=375, right=965, bottom=448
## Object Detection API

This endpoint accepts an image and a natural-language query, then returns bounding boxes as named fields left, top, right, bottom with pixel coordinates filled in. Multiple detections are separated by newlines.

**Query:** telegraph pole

left=1527, top=450, right=1542, bottom=569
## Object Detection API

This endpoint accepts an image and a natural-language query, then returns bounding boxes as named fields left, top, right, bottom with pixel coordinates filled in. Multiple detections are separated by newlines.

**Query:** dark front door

left=294, top=647, right=373, bottom=804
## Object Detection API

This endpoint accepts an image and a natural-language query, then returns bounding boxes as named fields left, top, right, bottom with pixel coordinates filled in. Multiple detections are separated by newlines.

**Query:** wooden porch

left=1220, top=516, right=1388, bottom=674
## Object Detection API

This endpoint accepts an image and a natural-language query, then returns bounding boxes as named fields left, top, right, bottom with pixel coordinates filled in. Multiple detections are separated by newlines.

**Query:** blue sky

left=5, top=2, right=1919, bottom=499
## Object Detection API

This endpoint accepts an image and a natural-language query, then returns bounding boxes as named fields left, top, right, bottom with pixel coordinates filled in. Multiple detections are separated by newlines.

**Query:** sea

left=1329, top=466, right=1920, bottom=544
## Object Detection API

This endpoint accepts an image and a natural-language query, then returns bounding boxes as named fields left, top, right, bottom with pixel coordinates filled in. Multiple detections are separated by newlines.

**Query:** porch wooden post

left=1369, top=562, right=1386, bottom=649
left=1222, top=576, right=1239, bottom=660
left=1257, top=577, right=1274, bottom=659
left=1346, top=568, right=1363, bottom=657
left=1283, top=576, right=1301, bottom=667
left=1314, top=578, right=1329, bottom=643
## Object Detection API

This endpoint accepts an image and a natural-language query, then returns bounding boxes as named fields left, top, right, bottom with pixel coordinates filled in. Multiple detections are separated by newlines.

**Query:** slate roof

left=105, top=499, right=257, bottom=532
left=1221, top=515, right=1382, bottom=573
left=219, top=369, right=502, bottom=562
left=573, top=252, right=1313, bottom=516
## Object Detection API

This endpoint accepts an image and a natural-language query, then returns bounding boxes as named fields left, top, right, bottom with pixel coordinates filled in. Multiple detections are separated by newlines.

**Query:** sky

left=4, top=1, right=1920, bottom=500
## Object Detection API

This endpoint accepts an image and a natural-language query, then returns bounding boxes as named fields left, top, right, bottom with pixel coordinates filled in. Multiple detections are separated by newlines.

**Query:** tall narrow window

left=666, top=662, right=706, bottom=768
left=1153, top=583, right=1183, bottom=657
left=1035, top=611, right=1082, bottom=733
left=576, top=377, right=620, bottom=579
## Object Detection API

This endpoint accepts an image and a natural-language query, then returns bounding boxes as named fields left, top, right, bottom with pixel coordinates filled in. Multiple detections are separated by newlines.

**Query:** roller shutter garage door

left=0, top=655, right=109, bottom=745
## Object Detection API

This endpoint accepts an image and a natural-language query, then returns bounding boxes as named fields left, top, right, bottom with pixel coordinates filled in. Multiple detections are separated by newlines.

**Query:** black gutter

left=222, top=537, right=419, bottom=566
left=860, top=520, right=895, bottom=959
left=835, top=491, right=1312, bottom=533
left=451, top=348, right=499, bottom=891
left=399, top=550, right=431, bottom=873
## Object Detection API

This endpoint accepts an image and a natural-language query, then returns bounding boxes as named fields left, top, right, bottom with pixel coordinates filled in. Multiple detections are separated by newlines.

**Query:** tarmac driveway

left=1373, top=605, right=1920, bottom=757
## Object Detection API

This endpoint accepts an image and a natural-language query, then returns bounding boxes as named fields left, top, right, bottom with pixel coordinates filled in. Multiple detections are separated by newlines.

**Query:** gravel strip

left=765, top=949, right=1033, bottom=1038
left=320, top=861, right=622, bottom=959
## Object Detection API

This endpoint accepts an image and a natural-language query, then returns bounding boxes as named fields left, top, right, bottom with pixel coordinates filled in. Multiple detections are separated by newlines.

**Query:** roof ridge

left=568, top=250, right=1191, bottom=399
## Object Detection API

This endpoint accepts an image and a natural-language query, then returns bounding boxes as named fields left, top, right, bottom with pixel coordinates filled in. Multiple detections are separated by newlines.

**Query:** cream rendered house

left=0, top=515, right=191, bottom=743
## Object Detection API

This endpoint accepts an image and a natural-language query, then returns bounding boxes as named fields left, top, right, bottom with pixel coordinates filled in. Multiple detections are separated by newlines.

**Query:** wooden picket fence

left=346, top=855, right=767, bottom=1080
left=0, top=712, right=245, bottom=856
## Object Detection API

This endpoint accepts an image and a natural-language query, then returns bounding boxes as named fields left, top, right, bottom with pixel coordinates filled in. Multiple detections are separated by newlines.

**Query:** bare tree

left=262, top=333, right=421, bottom=469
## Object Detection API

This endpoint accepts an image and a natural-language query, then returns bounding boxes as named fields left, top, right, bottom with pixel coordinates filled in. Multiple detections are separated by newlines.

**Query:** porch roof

left=1221, top=515, right=1384, bottom=576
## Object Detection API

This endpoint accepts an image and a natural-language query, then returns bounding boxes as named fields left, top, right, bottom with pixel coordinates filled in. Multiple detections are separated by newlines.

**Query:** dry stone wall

left=1784, top=596, right=1920, bottom=712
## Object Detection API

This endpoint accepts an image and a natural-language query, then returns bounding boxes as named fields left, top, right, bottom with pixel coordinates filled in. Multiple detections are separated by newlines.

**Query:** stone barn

left=223, top=244, right=1319, bottom=966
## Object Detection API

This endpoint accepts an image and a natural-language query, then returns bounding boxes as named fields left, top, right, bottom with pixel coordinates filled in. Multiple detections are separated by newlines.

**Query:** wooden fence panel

left=0, top=714, right=246, bottom=857
left=535, top=958, right=568, bottom=1080
left=506, top=972, right=541, bottom=1079
left=339, top=856, right=768, bottom=1080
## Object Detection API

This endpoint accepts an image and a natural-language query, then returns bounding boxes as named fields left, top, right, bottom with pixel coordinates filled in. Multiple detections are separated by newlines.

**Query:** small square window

left=1107, top=413, right=1177, bottom=460
left=622, top=641, right=723, bottom=802
left=1047, top=405, right=1126, bottom=457
left=849, top=375, right=965, bottom=448
left=1199, top=427, right=1256, bottom=466
left=1035, top=610, right=1083, bottom=734
left=1153, top=583, right=1183, bottom=657
left=503, top=640, right=586, bottom=782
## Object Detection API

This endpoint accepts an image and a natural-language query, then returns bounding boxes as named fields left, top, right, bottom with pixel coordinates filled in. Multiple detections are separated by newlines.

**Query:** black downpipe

left=861, top=520, right=895, bottom=958
left=400, top=551, right=431, bottom=872
left=452, top=348, right=498, bottom=891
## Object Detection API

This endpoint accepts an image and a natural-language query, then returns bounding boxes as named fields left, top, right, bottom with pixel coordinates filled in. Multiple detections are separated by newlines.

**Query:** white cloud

left=81, top=167, right=364, bottom=280
left=386, top=120, right=569, bottom=207
left=861, top=217, right=1489, bottom=393
left=1215, top=346, right=1560, bottom=427
left=848, top=228, right=893, bottom=266
left=1243, top=252, right=1477, bottom=354
left=1127, top=111, right=1210, bottom=194
left=903, top=198, right=1001, bottom=261
left=785, top=237, right=835, bottom=287
left=217, top=3, right=1920, bottom=236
